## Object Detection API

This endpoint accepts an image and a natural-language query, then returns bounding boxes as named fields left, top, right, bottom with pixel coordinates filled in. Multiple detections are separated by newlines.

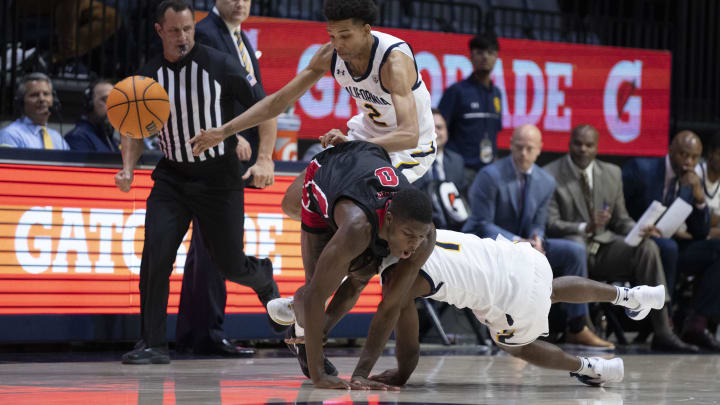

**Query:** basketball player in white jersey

left=273, top=229, right=666, bottom=388
left=188, top=0, right=437, bottom=218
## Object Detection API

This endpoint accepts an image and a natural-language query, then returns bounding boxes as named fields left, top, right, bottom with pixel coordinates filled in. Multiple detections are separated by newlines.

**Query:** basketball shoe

left=268, top=296, right=296, bottom=326
left=614, top=285, right=666, bottom=321
left=286, top=327, right=338, bottom=378
left=570, top=357, right=624, bottom=386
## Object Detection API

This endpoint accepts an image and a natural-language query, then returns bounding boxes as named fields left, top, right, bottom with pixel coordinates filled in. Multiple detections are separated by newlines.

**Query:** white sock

left=294, top=322, right=305, bottom=338
left=613, top=286, right=640, bottom=309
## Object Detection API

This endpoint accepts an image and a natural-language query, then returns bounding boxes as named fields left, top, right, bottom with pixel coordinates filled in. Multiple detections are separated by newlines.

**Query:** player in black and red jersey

left=271, top=141, right=435, bottom=389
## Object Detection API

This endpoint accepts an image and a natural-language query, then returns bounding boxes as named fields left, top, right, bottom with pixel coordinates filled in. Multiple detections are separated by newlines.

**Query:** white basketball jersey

left=379, top=230, right=541, bottom=328
left=332, top=31, right=435, bottom=147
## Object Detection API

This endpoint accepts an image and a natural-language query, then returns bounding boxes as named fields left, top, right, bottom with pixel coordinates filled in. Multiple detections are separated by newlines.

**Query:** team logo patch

left=246, top=73, right=257, bottom=86
left=494, top=96, right=501, bottom=113
left=496, top=329, right=516, bottom=343
left=372, top=75, right=379, bottom=83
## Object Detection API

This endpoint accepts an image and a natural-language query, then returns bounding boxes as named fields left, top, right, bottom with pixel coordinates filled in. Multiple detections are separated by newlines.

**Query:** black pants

left=176, top=219, right=229, bottom=349
left=139, top=174, right=270, bottom=347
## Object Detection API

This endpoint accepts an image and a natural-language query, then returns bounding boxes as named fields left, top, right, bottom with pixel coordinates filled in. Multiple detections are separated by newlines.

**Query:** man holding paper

left=623, top=131, right=720, bottom=352
left=545, top=125, right=695, bottom=352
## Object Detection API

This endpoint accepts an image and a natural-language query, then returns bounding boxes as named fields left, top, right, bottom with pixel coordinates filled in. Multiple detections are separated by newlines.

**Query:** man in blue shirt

left=0, top=72, right=69, bottom=150
left=438, top=32, right=503, bottom=188
left=66, top=79, right=119, bottom=152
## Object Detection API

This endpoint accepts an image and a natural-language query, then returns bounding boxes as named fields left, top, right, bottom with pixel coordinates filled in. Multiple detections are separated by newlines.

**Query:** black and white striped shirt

left=138, top=44, right=263, bottom=163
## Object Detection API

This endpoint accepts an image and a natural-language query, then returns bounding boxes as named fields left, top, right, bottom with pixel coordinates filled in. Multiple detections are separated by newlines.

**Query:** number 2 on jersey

left=363, top=103, right=388, bottom=127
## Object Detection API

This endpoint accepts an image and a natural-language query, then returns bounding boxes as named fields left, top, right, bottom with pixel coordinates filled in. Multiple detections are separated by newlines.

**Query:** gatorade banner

left=243, top=17, right=671, bottom=156
left=0, top=163, right=381, bottom=315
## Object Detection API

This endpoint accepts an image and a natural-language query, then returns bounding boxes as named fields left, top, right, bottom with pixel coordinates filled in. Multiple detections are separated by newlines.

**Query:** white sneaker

left=571, top=357, right=624, bottom=387
left=624, top=285, right=665, bottom=321
left=267, top=297, right=296, bottom=326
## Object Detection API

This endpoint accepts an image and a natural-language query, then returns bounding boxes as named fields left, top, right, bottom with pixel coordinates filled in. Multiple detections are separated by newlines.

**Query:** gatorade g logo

left=603, top=60, right=642, bottom=143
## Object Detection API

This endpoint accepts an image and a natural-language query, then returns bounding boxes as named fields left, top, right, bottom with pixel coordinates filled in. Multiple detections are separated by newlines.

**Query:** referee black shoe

left=286, top=327, right=338, bottom=378
left=121, top=340, right=170, bottom=364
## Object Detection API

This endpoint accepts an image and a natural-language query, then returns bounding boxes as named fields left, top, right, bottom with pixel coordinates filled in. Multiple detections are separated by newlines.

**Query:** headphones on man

left=13, top=72, right=61, bottom=117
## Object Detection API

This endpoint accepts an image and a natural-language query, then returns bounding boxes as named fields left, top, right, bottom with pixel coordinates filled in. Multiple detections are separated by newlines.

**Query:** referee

left=115, top=0, right=280, bottom=364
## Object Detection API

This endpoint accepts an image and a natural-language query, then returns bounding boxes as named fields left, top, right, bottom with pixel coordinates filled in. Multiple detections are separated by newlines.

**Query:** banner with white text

left=0, top=163, right=381, bottom=315
left=243, top=17, right=671, bottom=155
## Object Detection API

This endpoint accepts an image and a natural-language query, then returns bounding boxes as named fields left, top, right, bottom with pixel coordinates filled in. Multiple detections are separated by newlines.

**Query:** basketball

left=106, top=75, right=170, bottom=139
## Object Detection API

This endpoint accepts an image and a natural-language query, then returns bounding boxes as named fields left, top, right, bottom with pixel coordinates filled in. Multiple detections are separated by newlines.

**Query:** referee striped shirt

left=138, top=44, right=264, bottom=164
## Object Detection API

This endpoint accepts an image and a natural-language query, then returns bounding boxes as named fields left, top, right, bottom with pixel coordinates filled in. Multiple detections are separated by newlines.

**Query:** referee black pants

left=139, top=176, right=271, bottom=348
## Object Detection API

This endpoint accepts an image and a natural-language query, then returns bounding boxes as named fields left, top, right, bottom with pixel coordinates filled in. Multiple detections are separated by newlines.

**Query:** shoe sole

left=121, top=357, right=170, bottom=365
left=267, top=299, right=296, bottom=326
left=626, top=286, right=666, bottom=321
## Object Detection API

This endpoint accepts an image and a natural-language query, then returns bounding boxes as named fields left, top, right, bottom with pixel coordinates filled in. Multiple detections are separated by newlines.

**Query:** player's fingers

left=241, top=168, right=251, bottom=180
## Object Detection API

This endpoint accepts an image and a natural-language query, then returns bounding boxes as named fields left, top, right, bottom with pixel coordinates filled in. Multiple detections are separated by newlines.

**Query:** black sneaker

left=254, top=259, right=291, bottom=333
left=285, top=327, right=338, bottom=378
left=121, top=341, right=170, bottom=364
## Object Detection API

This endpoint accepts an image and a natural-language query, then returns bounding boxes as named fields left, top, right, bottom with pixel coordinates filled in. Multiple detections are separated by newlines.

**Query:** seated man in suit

left=545, top=124, right=697, bottom=352
left=623, top=131, right=720, bottom=351
left=414, top=109, right=468, bottom=230
left=696, top=131, right=720, bottom=239
left=463, top=124, right=613, bottom=349
left=175, top=0, right=281, bottom=357
left=65, top=79, right=119, bottom=152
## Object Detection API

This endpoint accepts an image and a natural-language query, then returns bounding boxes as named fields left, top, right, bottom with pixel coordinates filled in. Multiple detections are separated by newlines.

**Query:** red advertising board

left=243, top=17, right=671, bottom=156
left=0, top=163, right=381, bottom=315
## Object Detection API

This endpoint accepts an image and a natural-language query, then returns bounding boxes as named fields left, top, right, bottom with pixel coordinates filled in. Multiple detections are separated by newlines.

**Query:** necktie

left=664, top=177, right=677, bottom=206
left=580, top=171, right=594, bottom=221
left=431, top=160, right=442, bottom=181
left=41, top=126, right=54, bottom=149
left=518, top=173, right=530, bottom=230
left=234, top=28, right=254, bottom=77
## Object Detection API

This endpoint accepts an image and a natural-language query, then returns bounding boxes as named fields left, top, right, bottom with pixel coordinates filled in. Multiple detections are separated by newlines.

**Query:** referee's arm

left=225, top=57, right=278, bottom=188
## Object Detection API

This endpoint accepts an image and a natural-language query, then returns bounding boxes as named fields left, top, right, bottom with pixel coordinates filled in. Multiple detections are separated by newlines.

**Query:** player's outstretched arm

left=114, top=136, right=145, bottom=192
left=351, top=226, right=436, bottom=385
left=303, top=200, right=372, bottom=389
left=189, top=43, right=334, bottom=154
left=369, top=50, right=420, bottom=153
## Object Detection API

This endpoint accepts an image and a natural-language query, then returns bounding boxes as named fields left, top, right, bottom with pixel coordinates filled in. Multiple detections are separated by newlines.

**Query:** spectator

left=623, top=131, right=720, bottom=351
left=462, top=124, right=613, bottom=349
left=414, top=109, right=468, bottom=230
left=15, top=0, right=120, bottom=77
left=65, top=79, right=119, bottom=152
left=696, top=131, right=720, bottom=239
left=438, top=32, right=502, bottom=188
left=175, top=0, right=276, bottom=357
left=0, top=72, right=69, bottom=150
left=544, top=124, right=697, bottom=352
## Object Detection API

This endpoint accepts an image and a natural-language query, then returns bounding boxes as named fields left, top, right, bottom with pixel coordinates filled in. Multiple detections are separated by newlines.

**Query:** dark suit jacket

left=195, top=12, right=264, bottom=163
left=544, top=155, right=634, bottom=245
left=622, top=156, right=710, bottom=240
left=414, top=148, right=465, bottom=191
left=461, top=155, right=556, bottom=240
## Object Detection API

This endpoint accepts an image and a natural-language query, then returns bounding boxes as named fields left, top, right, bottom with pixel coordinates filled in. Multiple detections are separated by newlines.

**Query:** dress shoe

left=195, top=339, right=255, bottom=356
left=254, top=258, right=291, bottom=333
left=122, top=340, right=170, bottom=364
left=651, top=333, right=699, bottom=353
left=566, top=326, right=615, bottom=351
left=682, top=328, right=720, bottom=352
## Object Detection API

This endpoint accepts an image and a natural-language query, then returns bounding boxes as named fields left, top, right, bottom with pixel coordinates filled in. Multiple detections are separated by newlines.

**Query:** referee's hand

left=243, top=157, right=274, bottom=188
left=189, top=127, right=225, bottom=156
left=115, top=169, right=133, bottom=193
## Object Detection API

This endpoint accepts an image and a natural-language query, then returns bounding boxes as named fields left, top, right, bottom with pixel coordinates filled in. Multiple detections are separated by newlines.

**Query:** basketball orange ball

left=106, top=76, right=170, bottom=139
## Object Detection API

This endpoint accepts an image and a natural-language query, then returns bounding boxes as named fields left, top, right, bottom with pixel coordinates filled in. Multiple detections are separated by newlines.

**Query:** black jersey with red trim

left=302, top=141, right=409, bottom=269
